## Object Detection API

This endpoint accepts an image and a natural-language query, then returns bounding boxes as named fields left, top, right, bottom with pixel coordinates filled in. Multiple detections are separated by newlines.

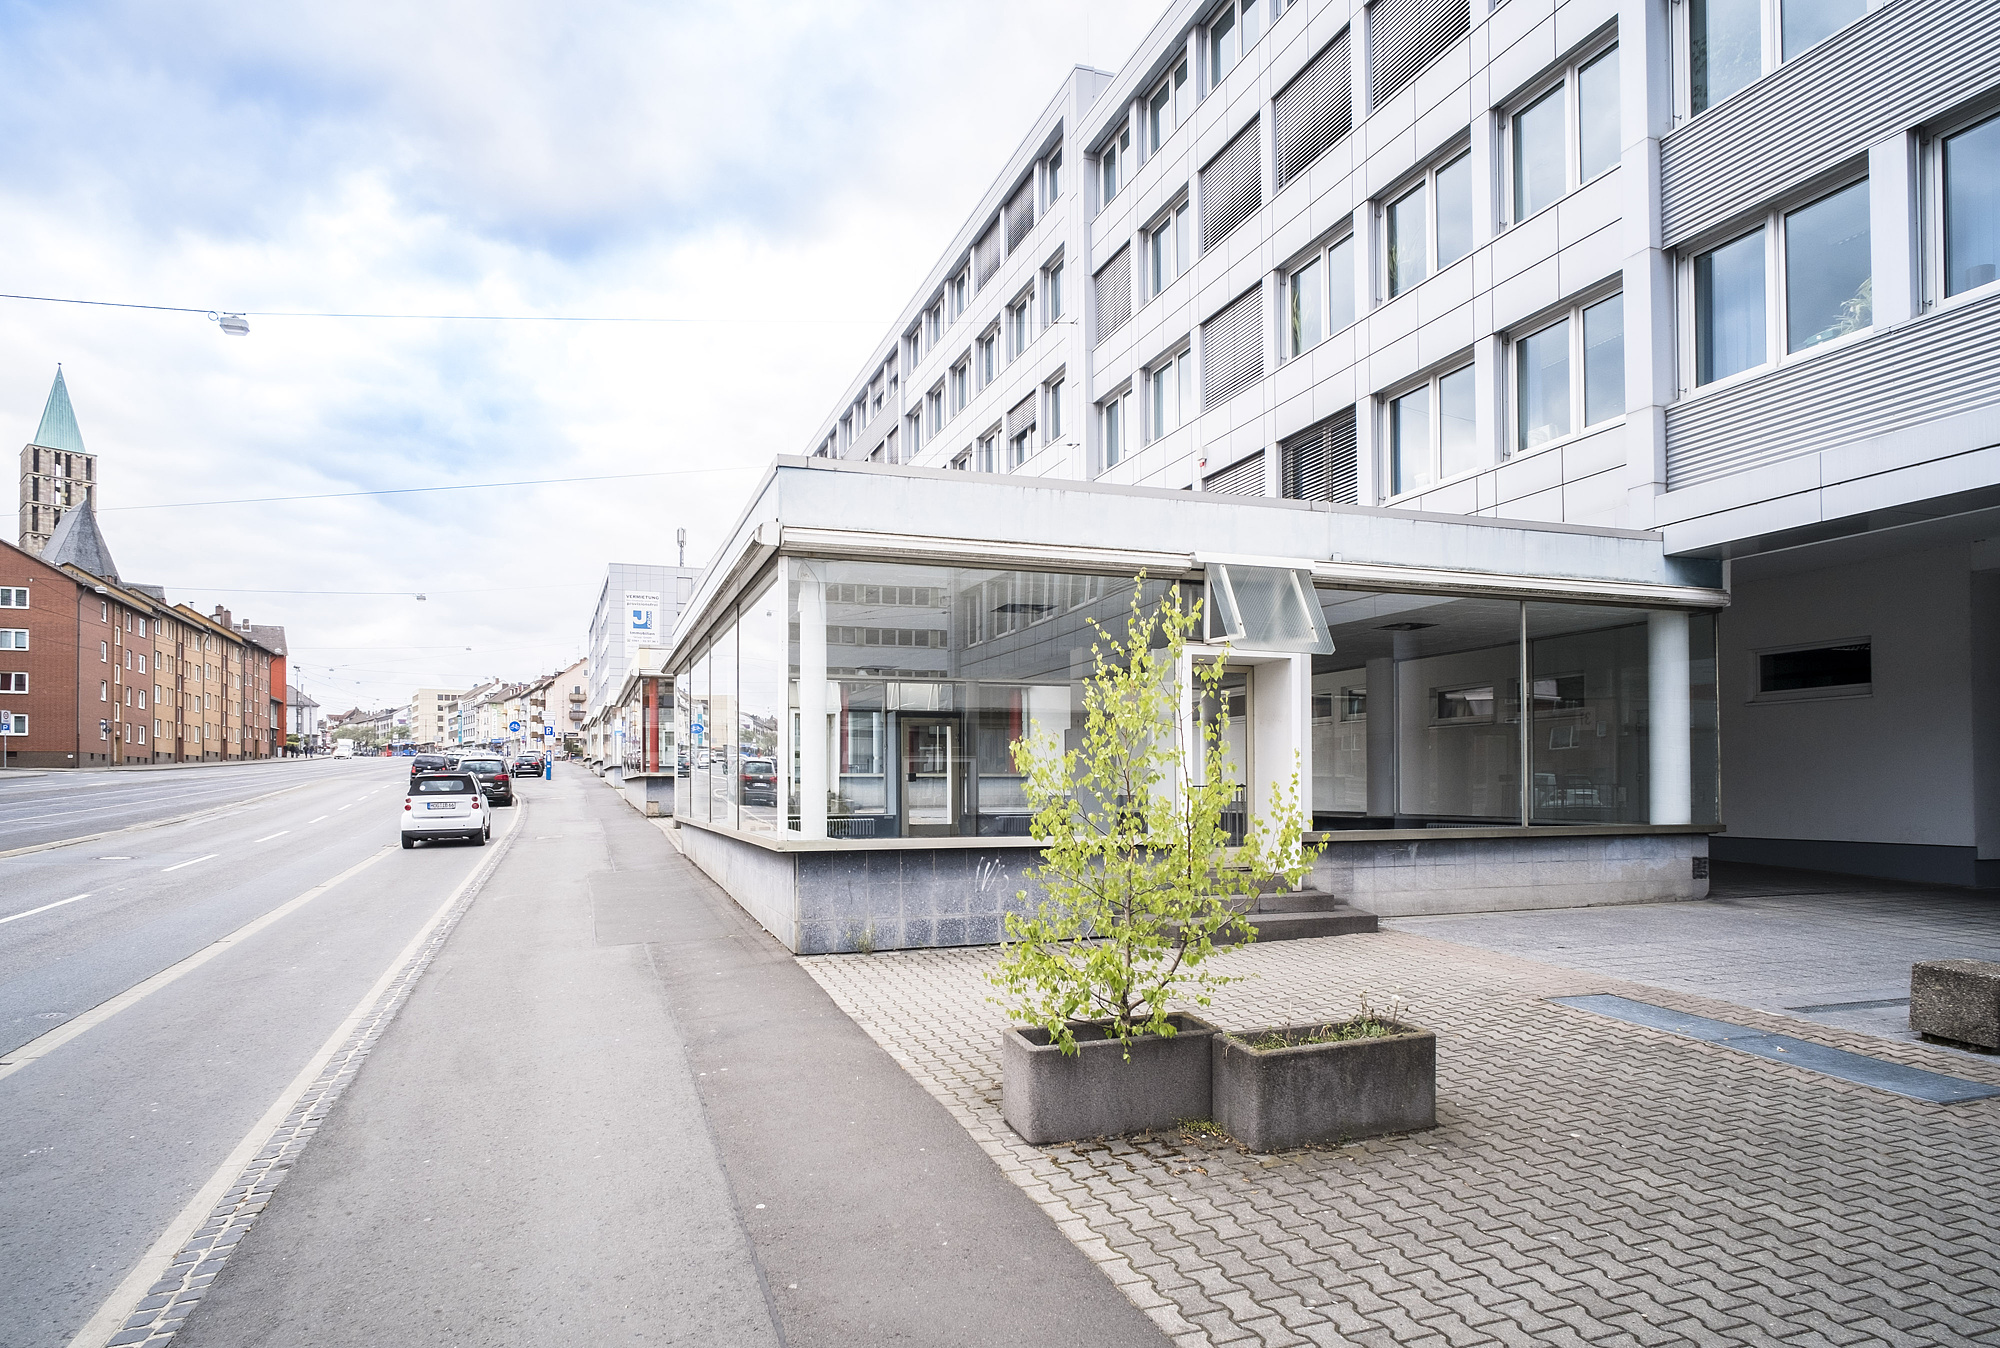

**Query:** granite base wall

left=674, top=823, right=800, bottom=950
left=621, top=774, right=673, bottom=817
left=1311, top=833, right=1710, bottom=917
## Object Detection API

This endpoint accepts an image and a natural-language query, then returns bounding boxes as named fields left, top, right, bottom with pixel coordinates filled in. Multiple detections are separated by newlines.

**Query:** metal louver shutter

left=1007, top=394, right=1037, bottom=437
left=1201, top=287, right=1264, bottom=409
left=974, top=225, right=1002, bottom=291
left=1274, top=31, right=1351, bottom=191
left=1093, top=246, right=1132, bottom=345
left=1200, top=121, right=1263, bottom=251
left=1203, top=449, right=1266, bottom=496
left=1004, top=181, right=1035, bottom=254
left=1368, top=0, right=1470, bottom=108
left=1280, top=408, right=1358, bottom=504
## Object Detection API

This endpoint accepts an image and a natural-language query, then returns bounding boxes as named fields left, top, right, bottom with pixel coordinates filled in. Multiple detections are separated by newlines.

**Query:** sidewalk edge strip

left=65, top=801, right=527, bottom=1348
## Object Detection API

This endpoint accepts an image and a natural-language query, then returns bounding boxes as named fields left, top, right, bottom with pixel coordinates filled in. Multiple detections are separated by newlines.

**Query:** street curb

left=0, top=780, right=320, bottom=861
left=66, top=800, right=529, bottom=1348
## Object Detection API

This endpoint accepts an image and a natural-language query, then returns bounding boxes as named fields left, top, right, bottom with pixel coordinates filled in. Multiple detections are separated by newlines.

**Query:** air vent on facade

left=974, top=224, right=1003, bottom=291
left=1202, top=287, right=1265, bottom=410
left=1280, top=407, right=1359, bottom=504
left=1274, top=30, right=1352, bottom=191
left=1093, top=245, right=1133, bottom=345
left=1200, top=120, right=1263, bottom=251
left=1004, top=180, right=1035, bottom=254
left=1368, top=0, right=1470, bottom=109
left=1202, top=449, right=1266, bottom=496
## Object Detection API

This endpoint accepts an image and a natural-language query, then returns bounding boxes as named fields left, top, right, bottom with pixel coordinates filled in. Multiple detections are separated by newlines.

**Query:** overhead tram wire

left=0, top=291, right=885, bottom=326
left=101, top=466, right=756, bottom=512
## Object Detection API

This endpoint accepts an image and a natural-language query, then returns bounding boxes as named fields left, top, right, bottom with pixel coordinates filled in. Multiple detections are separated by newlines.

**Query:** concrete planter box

left=1211, top=1021, right=1436, bottom=1151
left=1911, top=959, right=2000, bottom=1050
left=1000, top=1014, right=1213, bottom=1144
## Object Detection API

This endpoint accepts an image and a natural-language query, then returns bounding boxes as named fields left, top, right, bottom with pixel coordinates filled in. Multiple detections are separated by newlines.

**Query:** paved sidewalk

left=804, top=930, right=2000, bottom=1347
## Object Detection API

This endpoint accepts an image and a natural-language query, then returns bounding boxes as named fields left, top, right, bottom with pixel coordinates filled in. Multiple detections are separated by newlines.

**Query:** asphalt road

left=0, top=757, right=517, bottom=1347
left=0, top=759, right=331, bottom=853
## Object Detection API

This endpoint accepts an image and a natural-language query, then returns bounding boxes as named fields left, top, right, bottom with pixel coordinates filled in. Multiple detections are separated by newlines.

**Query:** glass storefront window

left=737, top=578, right=784, bottom=835
left=708, top=620, right=737, bottom=830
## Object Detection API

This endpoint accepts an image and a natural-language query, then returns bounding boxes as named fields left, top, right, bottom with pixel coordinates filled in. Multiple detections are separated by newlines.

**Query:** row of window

left=947, top=373, right=1069, bottom=473
left=914, top=258, right=1068, bottom=457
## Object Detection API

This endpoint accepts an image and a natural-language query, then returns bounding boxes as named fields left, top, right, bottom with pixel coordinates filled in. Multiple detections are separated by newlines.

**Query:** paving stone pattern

left=101, top=825, right=521, bottom=1347
left=803, top=932, right=2000, bottom=1347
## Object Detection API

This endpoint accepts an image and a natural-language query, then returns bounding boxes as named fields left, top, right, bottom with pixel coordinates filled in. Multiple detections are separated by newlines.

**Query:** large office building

left=752, top=0, right=1996, bottom=900
left=584, top=562, right=700, bottom=769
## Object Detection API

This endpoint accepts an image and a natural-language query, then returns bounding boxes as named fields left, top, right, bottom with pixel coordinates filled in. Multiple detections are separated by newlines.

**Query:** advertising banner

left=624, top=591, right=662, bottom=657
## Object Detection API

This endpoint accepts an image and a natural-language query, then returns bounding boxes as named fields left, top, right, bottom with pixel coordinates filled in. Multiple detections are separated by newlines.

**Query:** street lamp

left=210, top=312, right=251, bottom=336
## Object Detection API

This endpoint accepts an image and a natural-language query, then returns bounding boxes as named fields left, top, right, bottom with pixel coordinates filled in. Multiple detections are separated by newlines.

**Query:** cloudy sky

left=0, top=0, right=1160, bottom=712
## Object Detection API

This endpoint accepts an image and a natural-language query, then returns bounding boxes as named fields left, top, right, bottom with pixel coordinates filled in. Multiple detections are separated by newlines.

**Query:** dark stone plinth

left=1000, top=1014, right=1212, bottom=1145
left=1911, top=959, right=2000, bottom=1050
left=1211, top=1021, right=1436, bottom=1152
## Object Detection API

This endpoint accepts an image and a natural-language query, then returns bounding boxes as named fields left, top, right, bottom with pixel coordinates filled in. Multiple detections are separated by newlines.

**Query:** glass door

left=900, top=717, right=966, bottom=837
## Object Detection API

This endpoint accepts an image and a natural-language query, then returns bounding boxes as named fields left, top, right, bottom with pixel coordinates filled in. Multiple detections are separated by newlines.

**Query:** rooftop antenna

left=677, top=527, right=686, bottom=568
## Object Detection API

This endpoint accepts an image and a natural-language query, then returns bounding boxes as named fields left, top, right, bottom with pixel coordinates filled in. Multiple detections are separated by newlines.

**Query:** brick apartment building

left=0, top=504, right=286, bottom=768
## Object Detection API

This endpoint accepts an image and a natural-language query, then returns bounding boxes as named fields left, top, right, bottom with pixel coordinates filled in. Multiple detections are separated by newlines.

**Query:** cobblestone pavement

left=802, top=931, right=2000, bottom=1348
left=1385, top=864, right=2000, bottom=1049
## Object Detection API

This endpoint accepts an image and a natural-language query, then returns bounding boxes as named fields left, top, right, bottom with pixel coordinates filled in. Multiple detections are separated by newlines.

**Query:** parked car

left=513, top=754, right=545, bottom=776
left=402, top=773, right=489, bottom=848
left=410, top=753, right=452, bottom=778
left=740, top=756, right=778, bottom=806
left=454, top=755, right=515, bottom=806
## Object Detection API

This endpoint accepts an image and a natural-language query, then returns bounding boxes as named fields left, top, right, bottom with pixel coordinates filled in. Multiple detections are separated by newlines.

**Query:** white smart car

left=402, top=772, right=490, bottom=848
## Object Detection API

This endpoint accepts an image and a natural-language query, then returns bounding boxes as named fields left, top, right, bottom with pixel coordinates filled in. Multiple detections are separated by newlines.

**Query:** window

left=925, top=304, right=942, bottom=346
left=1388, top=362, right=1476, bottom=495
left=1287, top=234, right=1357, bottom=356
left=1148, top=348, right=1195, bottom=440
left=1274, top=31, right=1353, bottom=191
left=1386, top=152, right=1471, bottom=297
left=1940, top=112, right=2000, bottom=299
left=1007, top=394, right=1036, bottom=468
left=950, top=359, right=970, bottom=413
left=1690, top=178, right=1869, bottom=387
left=101, top=640, right=109, bottom=662
left=101, top=680, right=109, bottom=701
left=1, top=672, right=25, bottom=692
left=3, top=713, right=24, bottom=735
left=1208, top=0, right=1262, bottom=84
left=1688, top=0, right=1866, bottom=114
left=101, top=601, right=108, bottom=620
left=0, top=587, right=25, bottom=607
left=1045, top=377, right=1065, bottom=440
left=1369, top=0, right=1472, bottom=107
left=1007, top=293, right=1032, bottom=358
left=0, top=629, right=27, bottom=650
left=1046, top=148, right=1064, bottom=206
left=1200, top=123, right=1262, bottom=250
left=1756, top=640, right=1870, bottom=699
left=1102, top=390, right=1132, bottom=468
left=1148, top=201, right=1191, bottom=298
left=949, top=272, right=968, bottom=317
left=927, top=385, right=945, bottom=435
left=1045, top=261, right=1065, bottom=323
left=137, top=653, right=146, bottom=674
left=977, top=429, right=1000, bottom=473
left=1148, top=60, right=1190, bottom=153
left=1100, top=123, right=1132, bottom=204
left=1515, top=294, right=1624, bottom=451
left=1510, top=45, right=1619, bottom=224
left=977, top=329, right=998, bottom=386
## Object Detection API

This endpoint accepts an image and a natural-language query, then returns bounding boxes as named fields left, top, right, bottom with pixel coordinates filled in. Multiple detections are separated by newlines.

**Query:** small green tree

left=991, top=578, right=1321, bottom=1056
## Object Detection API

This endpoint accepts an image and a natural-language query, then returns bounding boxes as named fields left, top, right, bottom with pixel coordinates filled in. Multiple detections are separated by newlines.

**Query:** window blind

left=974, top=224, right=1003, bottom=291
left=1202, top=449, right=1266, bottom=496
left=1200, top=120, right=1263, bottom=251
left=1007, top=394, right=1037, bottom=438
left=1201, top=286, right=1265, bottom=409
left=1280, top=407, right=1359, bottom=504
left=1274, top=31, right=1351, bottom=191
left=1005, top=181, right=1035, bottom=253
left=1093, top=245, right=1133, bottom=345
left=1368, top=0, right=1470, bottom=108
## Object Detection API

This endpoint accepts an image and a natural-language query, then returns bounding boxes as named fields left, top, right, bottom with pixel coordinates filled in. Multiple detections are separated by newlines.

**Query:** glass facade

left=674, top=556, right=1721, bottom=841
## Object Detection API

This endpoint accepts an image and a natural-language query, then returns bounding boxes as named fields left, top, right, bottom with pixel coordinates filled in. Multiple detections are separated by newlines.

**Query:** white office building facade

left=777, top=0, right=1999, bottom=895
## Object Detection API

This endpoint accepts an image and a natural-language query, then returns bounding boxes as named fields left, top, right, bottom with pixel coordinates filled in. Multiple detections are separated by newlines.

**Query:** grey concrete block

left=1210, top=1022, right=1436, bottom=1152
left=1911, top=959, right=2000, bottom=1049
left=1001, top=1015, right=1213, bottom=1145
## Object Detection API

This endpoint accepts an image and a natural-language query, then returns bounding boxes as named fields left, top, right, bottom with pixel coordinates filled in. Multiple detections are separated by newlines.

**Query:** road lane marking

left=0, top=848, right=394, bottom=1083
left=0, top=778, right=321, bottom=861
left=308, top=815, right=328, bottom=823
left=0, top=892, right=93, bottom=924
left=161, top=854, right=219, bottom=873
left=63, top=807, right=523, bottom=1348
left=254, top=831, right=290, bottom=843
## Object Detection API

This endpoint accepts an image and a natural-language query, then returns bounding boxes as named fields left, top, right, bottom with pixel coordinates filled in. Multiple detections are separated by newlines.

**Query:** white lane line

left=254, top=831, right=290, bottom=843
left=308, top=815, right=328, bottom=823
left=338, top=804, right=352, bottom=811
left=161, top=854, right=219, bottom=873
left=0, top=892, right=93, bottom=925
left=0, top=848, right=394, bottom=1083
left=59, top=818, right=517, bottom=1348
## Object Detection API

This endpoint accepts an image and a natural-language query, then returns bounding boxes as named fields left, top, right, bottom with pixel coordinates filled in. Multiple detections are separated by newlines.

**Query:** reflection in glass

left=1690, top=0, right=1761, bottom=113
left=1327, top=236, right=1356, bottom=333
left=1290, top=257, right=1323, bottom=356
left=736, top=579, right=785, bottom=834
left=1781, top=0, right=1865, bottom=60
left=1390, top=385, right=1431, bottom=495
left=1513, top=86, right=1566, bottom=219
left=1388, top=183, right=1427, bottom=296
left=1696, top=229, right=1766, bottom=385
left=1517, top=319, right=1571, bottom=450
left=707, top=620, right=737, bottom=830
left=1439, top=365, right=1478, bottom=478
left=1944, top=114, right=2000, bottom=297
left=1786, top=180, right=1871, bottom=351
left=1435, top=154, right=1473, bottom=267
left=1578, top=47, right=1620, bottom=181
left=1583, top=295, right=1624, bottom=426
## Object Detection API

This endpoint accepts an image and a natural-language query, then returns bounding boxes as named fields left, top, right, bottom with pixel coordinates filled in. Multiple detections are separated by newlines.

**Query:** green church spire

left=33, top=365, right=86, bottom=454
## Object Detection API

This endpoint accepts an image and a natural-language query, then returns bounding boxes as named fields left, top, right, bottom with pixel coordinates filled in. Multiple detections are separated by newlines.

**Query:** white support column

left=798, top=567, right=829, bottom=839
left=1474, top=332, right=1505, bottom=478
left=1869, top=132, right=1918, bottom=329
left=1620, top=0, right=1676, bottom=528
left=1365, top=654, right=1399, bottom=818
left=1648, top=610, right=1692, bottom=825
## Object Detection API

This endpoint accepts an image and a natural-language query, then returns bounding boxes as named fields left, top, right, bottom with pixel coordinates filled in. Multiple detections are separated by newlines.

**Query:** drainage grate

left=1785, top=997, right=1911, bottom=1014
left=1550, top=994, right=2000, bottom=1105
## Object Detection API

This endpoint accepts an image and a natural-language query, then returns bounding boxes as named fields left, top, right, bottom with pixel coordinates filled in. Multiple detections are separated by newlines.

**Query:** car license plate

left=426, top=802, right=455, bottom=810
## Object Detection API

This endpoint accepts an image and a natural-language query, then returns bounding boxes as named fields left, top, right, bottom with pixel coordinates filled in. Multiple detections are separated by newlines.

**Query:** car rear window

left=414, top=777, right=474, bottom=793
left=459, top=759, right=503, bottom=772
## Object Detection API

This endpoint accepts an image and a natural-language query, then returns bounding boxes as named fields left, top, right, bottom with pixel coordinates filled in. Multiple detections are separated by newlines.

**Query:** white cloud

left=0, top=0, right=1162, bottom=711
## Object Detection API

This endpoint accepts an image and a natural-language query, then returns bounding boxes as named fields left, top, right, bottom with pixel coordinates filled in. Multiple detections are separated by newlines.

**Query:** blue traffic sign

left=508, top=720, right=522, bottom=733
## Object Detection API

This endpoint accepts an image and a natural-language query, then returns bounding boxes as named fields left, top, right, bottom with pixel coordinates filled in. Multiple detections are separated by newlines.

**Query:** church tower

left=18, top=366, right=97, bottom=556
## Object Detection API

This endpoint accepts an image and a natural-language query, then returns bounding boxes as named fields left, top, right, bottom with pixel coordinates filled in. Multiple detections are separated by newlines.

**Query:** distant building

left=17, top=367, right=96, bottom=557
left=409, top=686, right=464, bottom=747
left=584, top=562, right=698, bottom=768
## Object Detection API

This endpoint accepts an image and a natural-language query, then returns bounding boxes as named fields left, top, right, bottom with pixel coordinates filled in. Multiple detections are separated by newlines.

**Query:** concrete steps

left=1217, top=889, right=1379, bottom=944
